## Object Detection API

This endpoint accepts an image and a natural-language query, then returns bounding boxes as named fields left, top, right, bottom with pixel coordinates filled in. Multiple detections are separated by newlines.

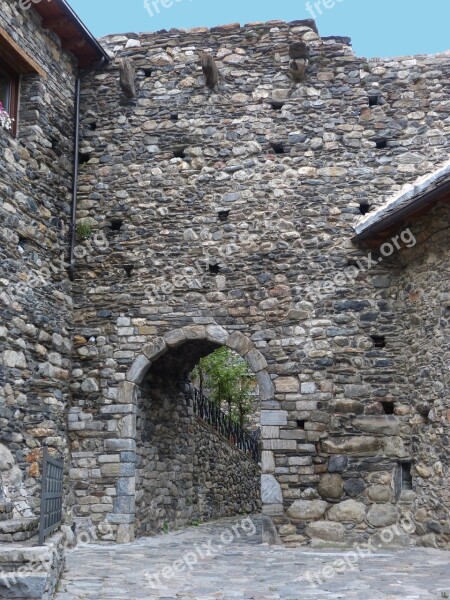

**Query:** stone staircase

left=0, top=531, right=66, bottom=600
left=0, top=517, right=40, bottom=543
left=0, top=499, right=39, bottom=543
left=0, top=500, right=13, bottom=522
left=0, top=500, right=66, bottom=599
left=0, top=531, right=67, bottom=600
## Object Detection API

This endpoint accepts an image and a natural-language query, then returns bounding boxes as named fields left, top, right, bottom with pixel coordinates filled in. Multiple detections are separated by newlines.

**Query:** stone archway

left=110, top=325, right=278, bottom=543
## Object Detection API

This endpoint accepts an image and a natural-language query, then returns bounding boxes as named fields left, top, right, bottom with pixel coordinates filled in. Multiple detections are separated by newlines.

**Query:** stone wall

left=390, top=203, right=450, bottom=548
left=136, top=374, right=261, bottom=536
left=0, top=1, right=77, bottom=521
left=136, top=378, right=195, bottom=535
left=68, top=20, right=449, bottom=546
left=193, top=417, right=261, bottom=523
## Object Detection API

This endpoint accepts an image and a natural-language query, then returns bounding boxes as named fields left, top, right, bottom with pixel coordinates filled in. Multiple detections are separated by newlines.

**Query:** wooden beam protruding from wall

left=201, top=53, right=219, bottom=89
left=289, top=41, right=310, bottom=83
left=119, top=59, right=136, bottom=98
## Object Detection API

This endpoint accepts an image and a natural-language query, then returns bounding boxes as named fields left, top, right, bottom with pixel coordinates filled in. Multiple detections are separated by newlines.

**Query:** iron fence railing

left=39, top=446, right=64, bottom=545
left=187, top=386, right=260, bottom=463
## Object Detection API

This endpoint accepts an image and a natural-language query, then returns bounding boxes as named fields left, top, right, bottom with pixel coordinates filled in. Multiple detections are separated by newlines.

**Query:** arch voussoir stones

left=142, top=337, right=167, bottom=361
left=183, top=325, right=207, bottom=340
left=126, top=355, right=151, bottom=384
left=226, top=331, right=254, bottom=356
left=164, top=328, right=186, bottom=347
left=244, top=348, right=268, bottom=374
left=206, top=324, right=229, bottom=345
left=256, top=371, right=275, bottom=401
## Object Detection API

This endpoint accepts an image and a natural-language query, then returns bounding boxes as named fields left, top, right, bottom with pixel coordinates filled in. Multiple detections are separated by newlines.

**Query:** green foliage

left=162, top=522, right=169, bottom=534
left=192, top=347, right=256, bottom=428
left=76, top=222, right=93, bottom=241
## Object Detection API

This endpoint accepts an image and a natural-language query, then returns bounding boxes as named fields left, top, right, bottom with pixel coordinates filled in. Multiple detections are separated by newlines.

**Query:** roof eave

left=33, top=0, right=110, bottom=69
left=353, top=160, right=450, bottom=243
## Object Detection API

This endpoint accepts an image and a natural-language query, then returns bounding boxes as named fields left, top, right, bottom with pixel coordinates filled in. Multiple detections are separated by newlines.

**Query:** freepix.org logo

left=18, top=0, right=53, bottom=11
left=305, top=0, right=345, bottom=20
left=144, top=0, right=187, bottom=19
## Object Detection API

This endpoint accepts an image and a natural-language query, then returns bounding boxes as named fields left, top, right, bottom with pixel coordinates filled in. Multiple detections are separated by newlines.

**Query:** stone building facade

left=0, top=0, right=77, bottom=523
left=70, top=21, right=450, bottom=548
left=0, top=0, right=449, bottom=564
left=0, top=1, right=106, bottom=595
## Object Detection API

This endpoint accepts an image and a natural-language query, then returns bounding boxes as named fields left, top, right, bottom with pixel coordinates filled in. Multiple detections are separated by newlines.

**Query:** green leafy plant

left=162, top=522, right=169, bottom=534
left=192, top=347, right=256, bottom=428
left=76, top=222, right=93, bottom=241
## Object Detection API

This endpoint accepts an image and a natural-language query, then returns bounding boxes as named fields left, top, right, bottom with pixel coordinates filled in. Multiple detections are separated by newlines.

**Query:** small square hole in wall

left=218, top=210, right=230, bottom=222
left=170, top=114, right=179, bottom=121
left=124, top=265, right=134, bottom=277
left=368, top=94, right=380, bottom=107
left=173, top=146, right=186, bottom=159
left=401, top=462, right=413, bottom=491
left=270, top=100, right=285, bottom=111
left=18, top=236, right=28, bottom=252
left=78, top=152, right=91, bottom=164
left=381, top=401, right=395, bottom=415
left=296, top=420, right=306, bottom=430
left=142, top=68, right=152, bottom=77
left=270, top=141, right=285, bottom=154
left=371, top=335, right=386, bottom=349
left=374, top=137, right=388, bottom=149
left=89, top=122, right=97, bottom=131
left=359, top=202, right=371, bottom=215
left=209, top=264, right=220, bottom=274
left=111, top=219, right=124, bottom=231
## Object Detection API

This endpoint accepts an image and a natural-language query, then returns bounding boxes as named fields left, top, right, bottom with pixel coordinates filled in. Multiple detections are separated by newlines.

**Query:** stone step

left=0, top=518, right=39, bottom=542
left=0, top=572, right=48, bottom=599
left=0, top=501, right=14, bottom=522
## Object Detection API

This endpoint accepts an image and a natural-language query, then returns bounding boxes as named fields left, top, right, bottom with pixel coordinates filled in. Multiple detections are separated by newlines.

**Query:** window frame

left=0, top=58, right=20, bottom=137
left=0, top=26, right=47, bottom=139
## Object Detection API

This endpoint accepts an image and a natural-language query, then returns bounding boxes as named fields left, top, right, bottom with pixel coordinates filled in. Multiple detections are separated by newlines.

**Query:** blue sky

left=68, top=0, right=450, bottom=59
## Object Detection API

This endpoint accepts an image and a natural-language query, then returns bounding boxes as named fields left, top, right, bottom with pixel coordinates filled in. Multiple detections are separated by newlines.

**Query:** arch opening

left=133, top=336, right=263, bottom=537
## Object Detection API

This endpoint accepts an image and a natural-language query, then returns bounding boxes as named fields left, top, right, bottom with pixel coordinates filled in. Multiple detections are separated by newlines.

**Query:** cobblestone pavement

left=55, top=516, right=450, bottom=600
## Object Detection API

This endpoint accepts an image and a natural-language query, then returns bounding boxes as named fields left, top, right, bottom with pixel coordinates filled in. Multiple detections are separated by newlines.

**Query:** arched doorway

left=116, top=325, right=275, bottom=540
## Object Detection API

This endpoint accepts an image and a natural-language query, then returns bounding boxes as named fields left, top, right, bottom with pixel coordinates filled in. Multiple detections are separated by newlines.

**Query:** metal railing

left=39, top=447, right=64, bottom=545
left=187, top=386, right=260, bottom=463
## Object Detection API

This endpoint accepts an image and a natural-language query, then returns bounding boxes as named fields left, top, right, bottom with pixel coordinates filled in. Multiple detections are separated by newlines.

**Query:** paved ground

left=55, top=516, right=450, bottom=600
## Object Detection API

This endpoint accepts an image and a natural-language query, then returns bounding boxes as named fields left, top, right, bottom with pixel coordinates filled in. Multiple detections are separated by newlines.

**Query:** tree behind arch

left=192, top=347, right=256, bottom=428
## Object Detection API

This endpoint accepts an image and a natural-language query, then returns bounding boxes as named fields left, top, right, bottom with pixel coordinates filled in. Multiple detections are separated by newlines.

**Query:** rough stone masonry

left=0, top=3, right=449, bottom=552
left=68, top=20, right=450, bottom=547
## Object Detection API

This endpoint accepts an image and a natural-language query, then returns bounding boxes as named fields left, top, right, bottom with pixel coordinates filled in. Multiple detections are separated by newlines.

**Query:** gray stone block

left=261, top=474, right=283, bottom=504
left=105, top=439, right=136, bottom=451
left=106, top=513, right=135, bottom=524
left=116, top=477, right=136, bottom=496
left=126, top=354, right=151, bottom=384
left=114, top=495, right=136, bottom=514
